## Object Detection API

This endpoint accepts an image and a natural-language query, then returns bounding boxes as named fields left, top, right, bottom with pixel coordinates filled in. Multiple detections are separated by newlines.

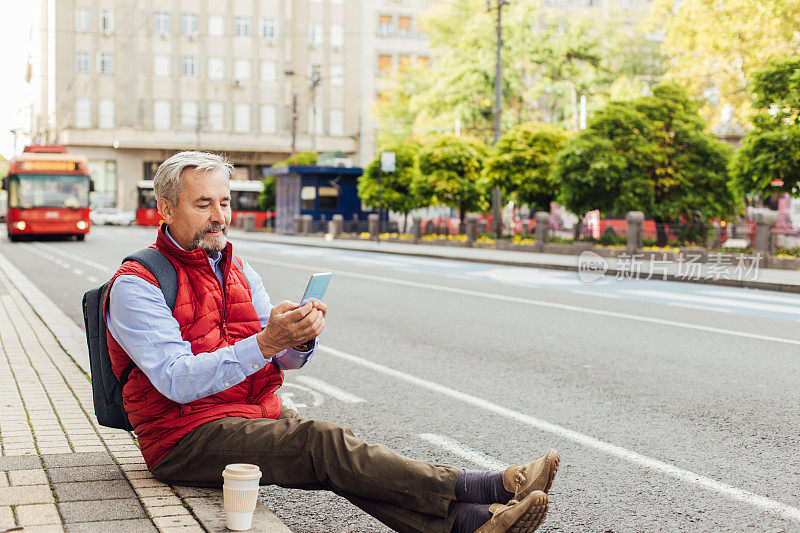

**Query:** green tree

left=273, top=151, right=317, bottom=167
left=484, top=123, right=571, bottom=212
left=553, top=84, right=737, bottom=244
left=651, top=0, right=800, bottom=126
left=415, top=135, right=487, bottom=223
left=259, top=175, right=276, bottom=211
left=358, top=142, right=422, bottom=232
left=731, top=57, right=800, bottom=197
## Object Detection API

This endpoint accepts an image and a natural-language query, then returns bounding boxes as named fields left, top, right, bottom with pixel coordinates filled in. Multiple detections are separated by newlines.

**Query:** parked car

left=90, top=208, right=135, bottom=226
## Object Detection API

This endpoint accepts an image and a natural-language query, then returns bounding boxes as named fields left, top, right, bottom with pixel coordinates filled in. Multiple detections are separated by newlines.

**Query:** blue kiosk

left=265, top=166, right=381, bottom=234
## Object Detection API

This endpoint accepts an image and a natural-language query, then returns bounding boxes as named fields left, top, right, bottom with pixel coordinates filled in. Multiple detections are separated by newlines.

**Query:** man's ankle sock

left=452, top=502, right=492, bottom=533
left=454, top=469, right=515, bottom=504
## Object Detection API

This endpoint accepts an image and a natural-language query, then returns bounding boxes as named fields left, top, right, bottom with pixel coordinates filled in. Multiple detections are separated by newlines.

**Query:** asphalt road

left=1, top=225, right=799, bottom=532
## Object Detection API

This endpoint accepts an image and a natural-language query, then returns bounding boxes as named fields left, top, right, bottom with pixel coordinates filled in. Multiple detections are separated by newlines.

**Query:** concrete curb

left=0, top=250, right=292, bottom=533
left=230, top=230, right=800, bottom=294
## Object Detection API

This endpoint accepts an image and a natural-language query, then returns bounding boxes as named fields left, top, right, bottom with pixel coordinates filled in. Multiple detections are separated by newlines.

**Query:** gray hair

left=153, top=151, right=234, bottom=205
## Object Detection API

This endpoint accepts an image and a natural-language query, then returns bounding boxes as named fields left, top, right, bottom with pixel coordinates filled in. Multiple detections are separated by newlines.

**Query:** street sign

left=380, top=151, right=396, bottom=173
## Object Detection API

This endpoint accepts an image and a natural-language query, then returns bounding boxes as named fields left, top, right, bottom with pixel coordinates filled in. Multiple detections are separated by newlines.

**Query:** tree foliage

left=731, top=57, right=800, bottom=196
left=273, top=151, right=318, bottom=167
left=483, top=124, right=571, bottom=211
left=553, top=85, right=737, bottom=226
left=651, top=0, right=800, bottom=126
left=359, top=142, right=422, bottom=230
left=415, top=135, right=487, bottom=222
left=375, top=0, right=662, bottom=143
left=259, top=175, right=276, bottom=211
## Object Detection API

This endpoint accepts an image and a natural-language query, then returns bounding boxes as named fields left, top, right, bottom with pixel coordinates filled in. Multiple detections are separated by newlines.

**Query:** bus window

left=301, top=186, right=316, bottom=210
left=10, top=174, right=90, bottom=208
left=318, top=186, right=339, bottom=210
left=233, top=191, right=260, bottom=211
left=139, top=188, right=157, bottom=209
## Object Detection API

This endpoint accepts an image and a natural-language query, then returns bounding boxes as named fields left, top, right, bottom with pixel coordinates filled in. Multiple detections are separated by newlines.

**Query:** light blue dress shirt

left=106, top=229, right=316, bottom=404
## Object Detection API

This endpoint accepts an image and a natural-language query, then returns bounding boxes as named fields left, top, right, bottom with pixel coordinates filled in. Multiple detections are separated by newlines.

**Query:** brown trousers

left=151, top=408, right=461, bottom=533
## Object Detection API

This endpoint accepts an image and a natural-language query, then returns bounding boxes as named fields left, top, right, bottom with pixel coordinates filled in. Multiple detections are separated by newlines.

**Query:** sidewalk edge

left=0, top=248, right=293, bottom=533
left=231, top=232, right=800, bottom=294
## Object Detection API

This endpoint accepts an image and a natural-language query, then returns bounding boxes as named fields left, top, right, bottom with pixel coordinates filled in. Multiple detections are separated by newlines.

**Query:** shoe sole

left=509, top=492, right=549, bottom=532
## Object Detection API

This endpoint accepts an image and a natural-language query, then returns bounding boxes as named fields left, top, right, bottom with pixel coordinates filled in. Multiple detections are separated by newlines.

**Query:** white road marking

left=419, top=434, right=506, bottom=470
left=663, top=302, right=734, bottom=314
left=34, top=242, right=112, bottom=272
left=295, top=375, right=366, bottom=403
left=87, top=276, right=99, bottom=283
left=320, top=344, right=800, bottom=523
left=571, top=289, right=623, bottom=299
left=72, top=269, right=83, bottom=276
left=624, top=289, right=800, bottom=315
left=696, top=288, right=800, bottom=305
left=245, top=255, right=800, bottom=347
left=280, top=382, right=325, bottom=407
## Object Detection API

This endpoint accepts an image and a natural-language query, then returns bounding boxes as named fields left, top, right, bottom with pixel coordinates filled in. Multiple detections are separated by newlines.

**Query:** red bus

left=3, top=145, right=93, bottom=241
left=136, top=179, right=274, bottom=227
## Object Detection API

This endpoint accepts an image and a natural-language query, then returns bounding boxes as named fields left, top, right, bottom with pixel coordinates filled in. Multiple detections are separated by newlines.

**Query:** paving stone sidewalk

left=0, top=256, right=290, bottom=532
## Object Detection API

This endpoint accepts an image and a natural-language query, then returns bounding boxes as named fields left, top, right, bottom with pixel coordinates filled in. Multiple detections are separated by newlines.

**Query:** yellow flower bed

left=359, top=232, right=371, bottom=239
left=642, top=245, right=681, bottom=254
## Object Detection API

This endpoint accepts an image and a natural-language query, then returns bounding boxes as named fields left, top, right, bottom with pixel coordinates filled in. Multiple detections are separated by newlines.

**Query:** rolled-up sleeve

left=106, top=275, right=271, bottom=404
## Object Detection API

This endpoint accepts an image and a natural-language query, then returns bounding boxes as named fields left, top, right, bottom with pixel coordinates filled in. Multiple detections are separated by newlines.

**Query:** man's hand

left=256, top=300, right=326, bottom=358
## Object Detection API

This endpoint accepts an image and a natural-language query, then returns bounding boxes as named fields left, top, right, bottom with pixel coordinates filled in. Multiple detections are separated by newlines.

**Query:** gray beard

left=190, top=224, right=228, bottom=255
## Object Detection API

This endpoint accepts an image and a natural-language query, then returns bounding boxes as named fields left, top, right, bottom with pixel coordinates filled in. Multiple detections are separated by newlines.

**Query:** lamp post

left=487, top=0, right=509, bottom=235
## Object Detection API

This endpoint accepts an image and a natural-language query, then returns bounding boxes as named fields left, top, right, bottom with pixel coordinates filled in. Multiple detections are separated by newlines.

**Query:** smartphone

left=301, top=272, right=332, bottom=306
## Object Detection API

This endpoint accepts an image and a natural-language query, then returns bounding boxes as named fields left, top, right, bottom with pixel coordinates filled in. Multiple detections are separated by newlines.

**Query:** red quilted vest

left=104, top=225, right=284, bottom=469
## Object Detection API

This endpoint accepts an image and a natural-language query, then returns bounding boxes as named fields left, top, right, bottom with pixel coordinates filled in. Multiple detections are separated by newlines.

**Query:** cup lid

left=222, top=463, right=262, bottom=481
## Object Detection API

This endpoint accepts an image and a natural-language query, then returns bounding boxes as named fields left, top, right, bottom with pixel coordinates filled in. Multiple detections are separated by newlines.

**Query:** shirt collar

left=164, top=226, right=222, bottom=265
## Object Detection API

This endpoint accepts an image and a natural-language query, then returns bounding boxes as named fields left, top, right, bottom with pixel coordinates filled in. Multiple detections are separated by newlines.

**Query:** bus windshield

left=138, top=188, right=157, bottom=209
left=9, top=174, right=91, bottom=209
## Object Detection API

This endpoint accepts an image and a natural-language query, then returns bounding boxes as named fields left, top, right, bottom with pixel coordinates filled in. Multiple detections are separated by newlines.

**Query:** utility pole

left=290, top=93, right=298, bottom=159
left=309, top=65, right=321, bottom=152
left=487, top=0, right=508, bottom=235
left=195, top=110, right=203, bottom=151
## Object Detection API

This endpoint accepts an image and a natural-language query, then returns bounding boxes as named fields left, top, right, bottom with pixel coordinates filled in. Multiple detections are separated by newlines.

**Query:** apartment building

left=31, top=0, right=433, bottom=209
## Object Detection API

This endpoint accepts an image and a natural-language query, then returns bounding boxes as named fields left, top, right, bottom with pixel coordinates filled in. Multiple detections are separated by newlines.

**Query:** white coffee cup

left=222, top=463, right=262, bottom=531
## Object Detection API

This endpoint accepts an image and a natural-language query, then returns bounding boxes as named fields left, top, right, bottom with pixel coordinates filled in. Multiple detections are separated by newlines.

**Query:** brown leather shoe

left=502, top=449, right=560, bottom=501
left=474, top=490, right=548, bottom=533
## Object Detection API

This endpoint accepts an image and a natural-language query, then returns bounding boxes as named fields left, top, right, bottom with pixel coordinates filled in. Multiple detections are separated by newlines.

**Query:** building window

left=153, top=55, right=170, bottom=76
left=330, top=65, right=344, bottom=86
left=260, top=105, right=277, bottom=134
left=98, top=99, right=115, bottom=129
left=378, top=54, right=392, bottom=75
left=329, top=110, right=343, bottom=136
left=260, top=17, right=278, bottom=39
left=88, top=160, right=117, bottom=207
left=260, top=61, right=277, bottom=81
left=330, top=24, right=344, bottom=48
left=234, top=17, right=251, bottom=36
left=318, top=186, right=339, bottom=210
left=75, top=52, right=90, bottom=73
left=308, top=23, right=323, bottom=47
left=301, top=186, right=316, bottom=210
left=100, top=9, right=114, bottom=34
left=208, top=57, right=224, bottom=79
left=153, top=101, right=171, bottom=130
left=181, top=102, right=198, bottom=129
left=74, top=98, right=91, bottom=128
left=208, top=14, right=224, bottom=36
left=234, top=59, right=251, bottom=81
left=378, top=15, right=393, bottom=36
left=75, top=8, right=90, bottom=32
left=98, top=53, right=114, bottom=74
left=417, top=56, right=431, bottom=69
left=181, top=13, right=198, bottom=36
left=234, top=104, right=251, bottom=133
left=398, top=16, right=412, bottom=35
left=208, top=102, right=224, bottom=131
left=154, top=11, right=170, bottom=34
left=181, top=56, right=197, bottom=77
left=308, top=107, right=323, bottom=135
left=398, top=54, right=411, bottom=71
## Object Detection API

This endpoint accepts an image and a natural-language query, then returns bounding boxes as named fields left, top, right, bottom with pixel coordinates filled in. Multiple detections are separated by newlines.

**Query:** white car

left=90, top=208, right=135, bottom=226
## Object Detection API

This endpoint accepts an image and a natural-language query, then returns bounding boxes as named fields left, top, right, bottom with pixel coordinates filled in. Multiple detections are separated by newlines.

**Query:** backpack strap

left=116, top=248, right=178, bottom=387
left=122, top=248, right=178, bottom=312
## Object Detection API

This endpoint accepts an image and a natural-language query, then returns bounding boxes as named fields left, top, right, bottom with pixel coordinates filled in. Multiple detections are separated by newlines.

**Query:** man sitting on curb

left=105, top=151, right=561, bottom=533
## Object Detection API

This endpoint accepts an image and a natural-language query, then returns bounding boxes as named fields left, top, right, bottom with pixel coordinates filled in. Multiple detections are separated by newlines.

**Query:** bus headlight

left=76, top=221, right=88, bottom=230
left=14, top=221, right=26, bottom=231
